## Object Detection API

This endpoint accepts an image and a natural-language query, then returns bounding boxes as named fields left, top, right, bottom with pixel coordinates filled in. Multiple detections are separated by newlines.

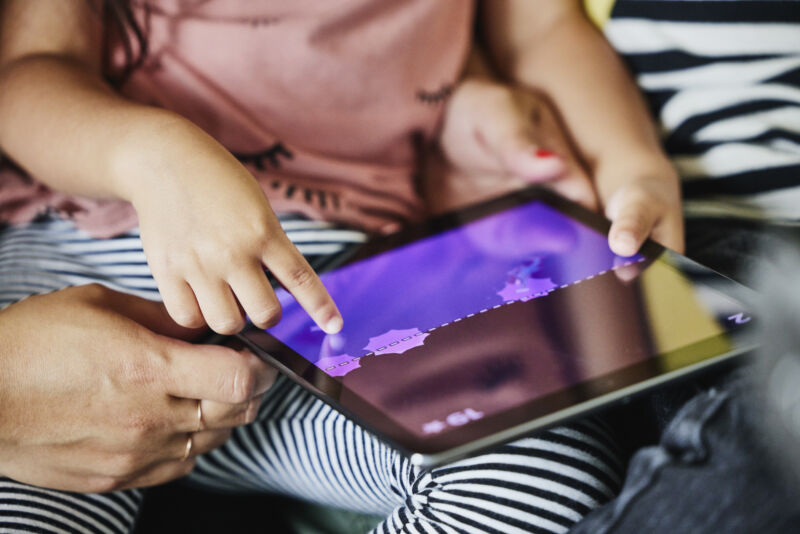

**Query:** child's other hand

left=598, top=159, right=684, bottom=256
left=427, top=78, right=597, bottom=214
left=119, top=118, right=342, bottom=335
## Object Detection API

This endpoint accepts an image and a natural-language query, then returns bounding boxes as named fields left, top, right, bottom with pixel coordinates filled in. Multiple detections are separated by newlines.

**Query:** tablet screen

left=240, top=189, right=754, bottom=459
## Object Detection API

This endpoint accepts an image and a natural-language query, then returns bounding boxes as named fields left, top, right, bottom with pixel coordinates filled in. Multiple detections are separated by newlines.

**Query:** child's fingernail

left=324, top=316, right=343, bottom=334
left=614, top=232, right=639, bottom=255
left=534, top=149, right=558, bottom=159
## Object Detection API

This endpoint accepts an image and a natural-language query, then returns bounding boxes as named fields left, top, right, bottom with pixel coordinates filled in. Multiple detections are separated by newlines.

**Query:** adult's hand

left=0, top=284, right=277, bottom=492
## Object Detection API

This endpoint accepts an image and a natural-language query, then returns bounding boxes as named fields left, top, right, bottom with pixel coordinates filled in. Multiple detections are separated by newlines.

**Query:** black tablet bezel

left=237, top=186, right=756, bottom=461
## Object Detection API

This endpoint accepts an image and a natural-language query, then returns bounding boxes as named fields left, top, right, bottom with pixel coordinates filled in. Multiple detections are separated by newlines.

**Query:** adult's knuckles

left=219, top=363, right=257, bottom=404
left=86, top=475, right=128, bottom=494
left=105, top=451, right=147, bottom=478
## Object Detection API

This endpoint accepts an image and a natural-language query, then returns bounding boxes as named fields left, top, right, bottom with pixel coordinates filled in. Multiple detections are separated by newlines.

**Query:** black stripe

left=0, top=498, right=104, bottom=533
left=433, top=464, right=610, bottom=504
left=682, top=164, right=800, bottom=195
left=430, top=505, right=555, bottom=534
left=669, top=129, right=800, bottom=157
left=0, top=523, right=59, bottom=534
left=622, top=51, right=782, bottom=74
left=0, top=509, right=90, bottom=533
left=537, top=430, right=624, bottom=473
left=445, top=478, right=592, bottom=517
left=441, top=489, right=576, bottom=528
left=612, top=0, right=800, bottom=23
left=767, top=65, right=800, bottom=85
left=0, top=488, right=125, bottom=533
left=664, top=100, right=797, bottom=153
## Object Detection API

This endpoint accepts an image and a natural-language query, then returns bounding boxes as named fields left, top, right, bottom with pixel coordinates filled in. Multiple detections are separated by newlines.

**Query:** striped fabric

left=604, top=0, right=800, bottom=222
left=0, top=216, right=623, bottom=533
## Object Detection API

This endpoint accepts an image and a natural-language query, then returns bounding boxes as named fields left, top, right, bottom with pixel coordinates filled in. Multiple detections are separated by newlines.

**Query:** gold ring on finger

left=195, top=399, right=203, bottom=433
left=181, top=434, right=193, bottom=462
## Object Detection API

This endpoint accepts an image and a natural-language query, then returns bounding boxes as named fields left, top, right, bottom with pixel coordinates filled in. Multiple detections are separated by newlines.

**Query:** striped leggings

left=0, top=217, right=624, bottom=534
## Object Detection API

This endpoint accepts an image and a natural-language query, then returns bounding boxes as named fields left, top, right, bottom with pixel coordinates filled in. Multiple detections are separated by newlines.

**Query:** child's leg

left=0, top=216, right=623, bottom=534
left=190, top=375, right=623, bottom=534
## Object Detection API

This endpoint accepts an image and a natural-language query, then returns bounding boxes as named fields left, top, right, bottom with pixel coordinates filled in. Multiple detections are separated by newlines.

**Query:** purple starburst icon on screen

left=364, top=328, right=429, bottom=355
left=497, top=276, right=557, bottom=303
left=316, top=353, right=361, bottom=377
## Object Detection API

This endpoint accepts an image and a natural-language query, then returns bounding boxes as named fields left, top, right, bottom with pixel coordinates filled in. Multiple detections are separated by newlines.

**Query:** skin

left=470, top=0, right=684, bottom=256
left=0, top=284, right=277, bottom=492
left=0, top=0, right=343, bottom=336
left=0, top=0, right=682, bottom=494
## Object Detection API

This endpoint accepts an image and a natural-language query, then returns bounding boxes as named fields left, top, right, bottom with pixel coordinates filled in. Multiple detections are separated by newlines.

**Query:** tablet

left=236, top=186, right=756, bottom=467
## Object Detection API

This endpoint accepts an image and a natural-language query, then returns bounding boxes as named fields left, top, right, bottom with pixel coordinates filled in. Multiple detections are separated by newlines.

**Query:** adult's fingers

left=161, top=342, right=276, bottom=404
left=262, top=234, right=342, bottom=334
left=122, top=458, right=197, bottom=490
left=86, top=283, right=206, bottom=341
left=199, top=394, right=266, bottom=431
left=227, top=263, right=282, bottom=329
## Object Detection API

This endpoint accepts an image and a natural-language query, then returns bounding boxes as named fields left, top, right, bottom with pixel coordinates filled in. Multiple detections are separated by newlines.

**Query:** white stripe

left=284, top=229, right=366, bottom=243
left=546, top=428, right=622, bottom=470
left=0, top=517, right=61, bottom=533
left=0, top=493, right=117, bottom=534
left=435, top=468, right=604, bottom=508
left=0, top=482, right=133, bottom=531
left=661, top=84, right=800, bottom=133
left=639, top=56, right=800, bottom=91
left=516, top=437, right=621, bottom=484
left=279, top=219, right=334, bottom=231
left=431, top=490, right=572, bottom=532
left=606, top=20, right=800, bottom=56
left=693, top=107, right=800, bottom=143
left=293, top=243, right=348, bottom=255
left=431, top=501, right=563, bottom=534
left=674, top=142, right=800, bottom=178
left=684, top=186, right=800, bottom=222
left=435, top=482, right=582, bottom=522
left=0, top=504, right=98, bottom=533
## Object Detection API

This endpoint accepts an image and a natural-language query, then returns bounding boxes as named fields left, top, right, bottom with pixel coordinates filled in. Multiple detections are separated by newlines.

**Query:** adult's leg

left=570, top=219, right=800, bottom=534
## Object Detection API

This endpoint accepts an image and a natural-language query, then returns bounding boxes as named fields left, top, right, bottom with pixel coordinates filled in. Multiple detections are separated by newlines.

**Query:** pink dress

left=0, top=0, right=473, bottom=237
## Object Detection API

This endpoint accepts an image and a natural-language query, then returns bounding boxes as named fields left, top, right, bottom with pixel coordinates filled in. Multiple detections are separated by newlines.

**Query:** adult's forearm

left=0, top=54, right=183, bottom=201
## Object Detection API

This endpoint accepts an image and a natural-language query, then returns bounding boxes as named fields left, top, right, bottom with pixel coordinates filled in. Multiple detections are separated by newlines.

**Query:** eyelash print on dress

left=416, top=83, right=454, bottom=104
left=233, top=142, right=294, bottom=170
left=235, top=144, right=339, bottom=210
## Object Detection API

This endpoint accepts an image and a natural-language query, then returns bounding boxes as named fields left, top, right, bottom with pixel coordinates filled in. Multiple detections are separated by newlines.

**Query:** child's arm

left=481, top=0, right=683, bottom=255
left=0, top=0, right=342, bottom=334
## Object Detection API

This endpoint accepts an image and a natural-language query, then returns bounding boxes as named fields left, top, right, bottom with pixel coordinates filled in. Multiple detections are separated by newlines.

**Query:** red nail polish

left=534, top=149, right=557, bottom=158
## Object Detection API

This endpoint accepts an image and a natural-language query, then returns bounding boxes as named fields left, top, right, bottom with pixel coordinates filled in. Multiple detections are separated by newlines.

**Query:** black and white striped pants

left=0, top=217, right=623, bottom=534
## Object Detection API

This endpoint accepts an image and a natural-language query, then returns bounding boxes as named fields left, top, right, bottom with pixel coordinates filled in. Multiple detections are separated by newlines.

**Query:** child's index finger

left=262, top=236, right=343, bottom=334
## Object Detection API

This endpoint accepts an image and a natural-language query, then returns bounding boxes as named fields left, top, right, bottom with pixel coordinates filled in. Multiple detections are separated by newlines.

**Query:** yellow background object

left=583, top=0, right=616, bottom=28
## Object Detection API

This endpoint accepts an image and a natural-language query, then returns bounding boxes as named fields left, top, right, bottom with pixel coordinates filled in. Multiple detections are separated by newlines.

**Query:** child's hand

left=120, top=118, right=342, bottom=335
left=427, top=78, right=597, bottom=214
left=597, top=160, right=684, bottom=256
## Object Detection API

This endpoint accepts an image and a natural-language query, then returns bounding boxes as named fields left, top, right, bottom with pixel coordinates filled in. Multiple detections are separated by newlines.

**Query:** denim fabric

left=571, top=371, right=800, bottom=533
left=570, top=218, right=800, bottom=534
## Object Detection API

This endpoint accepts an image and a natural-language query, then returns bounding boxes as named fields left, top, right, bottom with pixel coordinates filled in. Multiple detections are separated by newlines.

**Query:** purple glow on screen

left=268, top=202, right=639, bottom=377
